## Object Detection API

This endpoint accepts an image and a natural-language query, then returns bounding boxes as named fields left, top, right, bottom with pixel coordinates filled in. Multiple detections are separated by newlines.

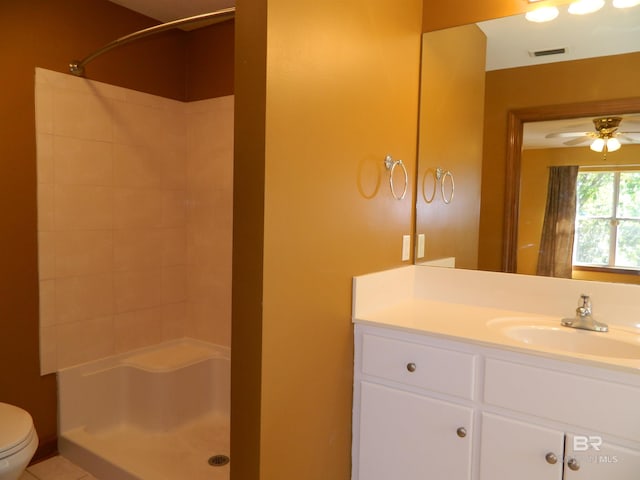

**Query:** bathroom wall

left=0, top=0, right=233, bottom=458
left=186, top=20, right=235, bottom=101
left=231, top=0, right=423, bottom=478
left=35, top=69, right=233, bottom=373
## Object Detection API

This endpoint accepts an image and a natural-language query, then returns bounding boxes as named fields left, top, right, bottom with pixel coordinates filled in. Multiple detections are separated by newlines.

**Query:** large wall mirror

left=415, top=3, right=640, bottom=285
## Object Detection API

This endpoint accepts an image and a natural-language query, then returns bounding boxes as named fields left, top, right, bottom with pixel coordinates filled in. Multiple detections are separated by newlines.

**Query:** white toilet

left=0, top=403, right=38, bottom=480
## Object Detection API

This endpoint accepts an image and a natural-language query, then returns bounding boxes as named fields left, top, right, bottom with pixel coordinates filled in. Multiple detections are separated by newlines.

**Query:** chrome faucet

left=561, top=294, right=608, bottom=332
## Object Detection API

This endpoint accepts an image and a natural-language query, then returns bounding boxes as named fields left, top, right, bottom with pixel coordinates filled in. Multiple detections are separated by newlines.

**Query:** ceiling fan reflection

left=545, top=116, right=640, bottom=155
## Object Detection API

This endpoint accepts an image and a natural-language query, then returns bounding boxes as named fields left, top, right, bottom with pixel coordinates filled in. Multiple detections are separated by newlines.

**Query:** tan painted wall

left=261, top=3, right=422, bottom=477
left=231, top=0, right=422, bottom=478
left=479, top=52, right=640, bottom=272
left=0, top=0, right=232, bottom=459
left=230, top=2, right=267, bottom=479
left=422, top=0, right=526, bottom=31
left=518, top=145, right=640, bottom=285
left=417, top=25, right=486, bottom=268
left=186, top=21, right=235, bottom=101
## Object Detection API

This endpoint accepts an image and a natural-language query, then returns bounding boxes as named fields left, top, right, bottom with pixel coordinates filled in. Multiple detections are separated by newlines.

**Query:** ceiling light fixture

left=568, top=0, right=605, bottom=15
left=589, top=117, right=623, bottom=156
left=612, top=0, right=640, bottom=7
left=590, top=136, right=621, bottom=153
left=525, top=5, right=560, bottom=22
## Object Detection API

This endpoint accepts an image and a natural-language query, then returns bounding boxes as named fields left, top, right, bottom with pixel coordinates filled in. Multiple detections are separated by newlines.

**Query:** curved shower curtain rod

left=69, top=7, right=235, bottom=77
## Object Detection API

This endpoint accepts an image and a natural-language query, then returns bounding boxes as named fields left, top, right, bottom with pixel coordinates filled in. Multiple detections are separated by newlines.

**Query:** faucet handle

left=577, top=294, right=592, bottom=316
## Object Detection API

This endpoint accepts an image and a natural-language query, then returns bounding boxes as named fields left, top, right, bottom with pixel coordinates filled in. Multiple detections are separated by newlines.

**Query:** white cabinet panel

left=564, top=434, right=640, bottom=480
left=358, top=381, right=472, bottom=480
left=479, top=413, right=564, bottom=480
left=484, top=358, right=640, bottom=442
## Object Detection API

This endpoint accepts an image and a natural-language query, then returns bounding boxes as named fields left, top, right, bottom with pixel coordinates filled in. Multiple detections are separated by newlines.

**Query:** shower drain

left=208, top=454, right=230, bottom=467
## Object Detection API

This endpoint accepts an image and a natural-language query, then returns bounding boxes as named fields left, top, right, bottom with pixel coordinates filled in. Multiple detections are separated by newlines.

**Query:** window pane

left=574, top=218, right=610, bottom=265
left=618, top=172, right=640, bottom=219
left=576, top=172, right=613, bottom=217
left=616, top=220, right=640, bottom=268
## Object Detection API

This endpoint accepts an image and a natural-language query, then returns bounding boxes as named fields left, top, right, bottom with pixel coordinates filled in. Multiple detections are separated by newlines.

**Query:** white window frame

left=573, top=169, right=640, bottom=271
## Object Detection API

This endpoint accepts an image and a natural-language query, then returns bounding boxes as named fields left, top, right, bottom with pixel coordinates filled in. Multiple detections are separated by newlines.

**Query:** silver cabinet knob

left=406, top=362, right=416, bottom=372
left=545, top=452, right=558, bottom=464
left=456, top=427, right=467, bottom=438
left=567, top=458, right=580, bottom=471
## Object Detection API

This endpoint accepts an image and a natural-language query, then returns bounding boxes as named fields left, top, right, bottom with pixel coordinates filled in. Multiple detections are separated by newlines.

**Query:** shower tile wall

left=186, top=98, right=233, bottom=346
left=35, top=68, right=233, bottom=374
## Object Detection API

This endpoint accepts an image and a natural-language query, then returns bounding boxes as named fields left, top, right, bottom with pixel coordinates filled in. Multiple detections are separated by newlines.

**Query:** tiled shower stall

left=35, top=67, right=233, bottom=374
left=34, top=68, right=233, bottom=479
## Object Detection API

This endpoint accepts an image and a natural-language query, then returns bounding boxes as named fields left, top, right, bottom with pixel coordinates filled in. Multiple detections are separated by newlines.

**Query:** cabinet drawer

left=484, top=358, right=640, bottom=442
left=361, top=333, right=476, bottom=399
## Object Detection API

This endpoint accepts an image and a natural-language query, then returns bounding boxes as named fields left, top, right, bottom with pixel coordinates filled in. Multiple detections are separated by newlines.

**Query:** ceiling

left=108, top=0, right=234, bottom=22
left=477, top=2, right=640, bottom=71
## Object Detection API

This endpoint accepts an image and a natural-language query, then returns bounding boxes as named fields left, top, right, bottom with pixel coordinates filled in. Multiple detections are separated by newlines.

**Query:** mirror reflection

left=518, top=113, right=640, bottom=284
left=415, top=3, right=640, bottom=285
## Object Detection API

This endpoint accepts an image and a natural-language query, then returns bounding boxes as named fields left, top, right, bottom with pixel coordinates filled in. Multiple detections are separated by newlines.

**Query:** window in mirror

left=574, top=169, right=640, bottom=270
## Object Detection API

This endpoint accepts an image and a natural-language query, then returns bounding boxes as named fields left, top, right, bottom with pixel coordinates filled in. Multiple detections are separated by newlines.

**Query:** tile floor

left=21, top=456, right=97, bottom=480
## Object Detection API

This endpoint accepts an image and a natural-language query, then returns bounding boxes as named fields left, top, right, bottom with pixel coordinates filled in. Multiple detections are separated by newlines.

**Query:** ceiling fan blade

left=619, top=134, right=640, bottom=144
left=564, top=137, right=591, bottom=146
left=545, top=131, right=591, bottom=139
left=618, top=120, right=640, bottom=130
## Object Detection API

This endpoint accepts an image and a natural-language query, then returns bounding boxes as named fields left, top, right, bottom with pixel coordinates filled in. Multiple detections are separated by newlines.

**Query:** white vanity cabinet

left=352, top=323, right=640, bottom=480
left=353, top=327, right=476, bottom=480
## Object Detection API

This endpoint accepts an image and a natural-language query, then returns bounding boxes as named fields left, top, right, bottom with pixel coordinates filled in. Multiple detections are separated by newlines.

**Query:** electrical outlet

left=402, top=235, right=411, bottom=261
left=417, top=233, right=425, bottom=259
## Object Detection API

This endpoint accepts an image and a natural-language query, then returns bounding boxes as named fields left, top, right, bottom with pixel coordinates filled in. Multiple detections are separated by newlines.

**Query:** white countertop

left=353, top=267, right=640, bottom=374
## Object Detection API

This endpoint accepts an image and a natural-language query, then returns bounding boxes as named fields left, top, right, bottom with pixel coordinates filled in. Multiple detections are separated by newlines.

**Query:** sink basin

left=488, top=317, right=640, bottom=359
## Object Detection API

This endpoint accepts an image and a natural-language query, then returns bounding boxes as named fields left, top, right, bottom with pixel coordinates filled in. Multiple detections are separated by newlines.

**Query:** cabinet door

left=479, top=413, right=564, bottom=480
left=357, top=381, right=472, bottom=480
left=564, top=434, right=640, bottom=479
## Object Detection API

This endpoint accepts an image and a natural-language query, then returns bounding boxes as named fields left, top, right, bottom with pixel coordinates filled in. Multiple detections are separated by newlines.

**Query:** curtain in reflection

left=536, top=165, right=579, bottom=278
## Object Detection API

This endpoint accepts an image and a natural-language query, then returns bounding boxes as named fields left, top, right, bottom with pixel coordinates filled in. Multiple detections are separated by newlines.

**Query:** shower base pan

left=58, top=339, right=230, bottom=480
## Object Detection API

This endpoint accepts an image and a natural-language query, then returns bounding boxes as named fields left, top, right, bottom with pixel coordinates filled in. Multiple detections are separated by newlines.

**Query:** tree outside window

left=574, top=170, right=640, bottom=269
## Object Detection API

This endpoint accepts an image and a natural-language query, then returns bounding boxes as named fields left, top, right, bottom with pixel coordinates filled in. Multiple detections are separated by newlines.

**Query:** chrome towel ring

left=436, top=167, right=455, bottom=204
left=384, top=155, right=408, bottom=200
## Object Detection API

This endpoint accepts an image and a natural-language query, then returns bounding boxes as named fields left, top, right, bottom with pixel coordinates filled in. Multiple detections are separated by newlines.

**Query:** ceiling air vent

left=529, top=47, right=567, bottom=57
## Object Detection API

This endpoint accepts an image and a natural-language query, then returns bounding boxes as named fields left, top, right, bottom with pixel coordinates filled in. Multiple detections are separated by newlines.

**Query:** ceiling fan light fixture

left=612, top=0, right=640, bottom=8
left=568, top=0, right=605, bottom=15
left=590, top=138, right=605, bottom=152
left=606, top=137, right=622, bottom=152
left=590, top=137, right=622, bottom=153
left=525, top=5, right=560, bottom=22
